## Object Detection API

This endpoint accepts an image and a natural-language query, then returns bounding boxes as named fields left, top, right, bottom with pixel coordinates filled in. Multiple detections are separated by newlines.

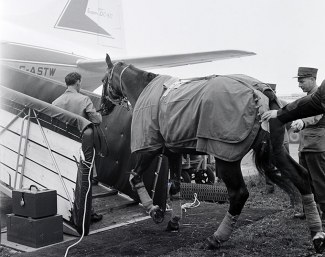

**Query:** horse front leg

left=130, top=150, right=164, bottom=223
left=165, top=152, right=183, bottom=232
left=203, top=158, right=249, bottom=250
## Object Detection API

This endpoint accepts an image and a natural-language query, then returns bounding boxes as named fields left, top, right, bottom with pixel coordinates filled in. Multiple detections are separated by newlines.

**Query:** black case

left=12, top=185, right=57, bottom=218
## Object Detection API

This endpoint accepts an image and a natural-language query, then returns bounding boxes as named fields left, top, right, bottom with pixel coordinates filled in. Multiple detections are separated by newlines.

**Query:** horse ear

left=105, top=54, right=113, bottom=68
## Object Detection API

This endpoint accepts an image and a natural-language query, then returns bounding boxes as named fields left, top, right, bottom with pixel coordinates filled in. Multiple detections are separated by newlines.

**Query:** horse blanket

left=131, top=74, right=269, bottom=161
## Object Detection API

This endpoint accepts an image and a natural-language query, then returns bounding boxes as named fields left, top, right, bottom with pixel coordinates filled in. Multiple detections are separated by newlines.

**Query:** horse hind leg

left=202, top=158, right=248, bottom=250
left=268, top=126, right=325, bottom=252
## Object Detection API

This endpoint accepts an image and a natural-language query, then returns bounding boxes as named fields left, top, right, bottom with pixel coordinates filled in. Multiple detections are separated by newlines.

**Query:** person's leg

left=299, top=153, right=316, bottom=198
left=304, top=152, right=325, bottom=217
left=82, top=127, right=103, bottom=223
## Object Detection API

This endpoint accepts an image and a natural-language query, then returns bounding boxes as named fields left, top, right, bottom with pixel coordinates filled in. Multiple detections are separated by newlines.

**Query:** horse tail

left=251, top=128, right=288, bottom=185
left=252, top=128, right=300, bottom=206
left=251, top=128, right=273, bottom=175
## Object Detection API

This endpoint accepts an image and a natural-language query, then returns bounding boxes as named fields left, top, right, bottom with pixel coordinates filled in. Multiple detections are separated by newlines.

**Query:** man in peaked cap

left=294, top=67, right=318, bottom=80
left=263, top=67, right=325, bottom=223
left=290, top=67, right=325, bottom=222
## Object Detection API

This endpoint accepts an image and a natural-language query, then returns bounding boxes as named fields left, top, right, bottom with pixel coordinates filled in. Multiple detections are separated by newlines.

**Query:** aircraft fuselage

left=0, top=41, right=104, bottom=91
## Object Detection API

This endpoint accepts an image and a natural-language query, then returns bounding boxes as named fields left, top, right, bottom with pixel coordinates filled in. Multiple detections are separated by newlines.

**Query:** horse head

left=101, top=53, right=158, bottom=109
left=101, top=54, right=131, bottom=111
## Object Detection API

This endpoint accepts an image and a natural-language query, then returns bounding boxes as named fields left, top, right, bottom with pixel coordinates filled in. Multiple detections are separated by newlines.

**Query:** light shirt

left=52, top=87, right=102, bottom=124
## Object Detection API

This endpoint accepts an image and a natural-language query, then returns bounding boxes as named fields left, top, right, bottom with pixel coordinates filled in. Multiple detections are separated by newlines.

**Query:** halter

left=103, top=62, right=131, bottom=111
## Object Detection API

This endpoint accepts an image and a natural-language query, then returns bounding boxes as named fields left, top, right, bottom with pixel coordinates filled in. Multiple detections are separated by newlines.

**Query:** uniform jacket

left=299, top=86, right=325, bottom=152
left=277, top=80, right=325, bottom=124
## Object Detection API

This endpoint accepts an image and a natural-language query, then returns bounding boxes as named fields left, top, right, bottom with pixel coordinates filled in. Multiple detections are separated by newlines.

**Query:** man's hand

left=291, top=119, right=304, bottom=132
left=261, top=110, right=278, bottom=122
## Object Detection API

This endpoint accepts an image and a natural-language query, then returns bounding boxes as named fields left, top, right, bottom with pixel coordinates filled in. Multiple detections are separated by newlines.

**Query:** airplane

left=0, top=0, right=256, bottom=93
left=0, top=0, right=256, bottom=238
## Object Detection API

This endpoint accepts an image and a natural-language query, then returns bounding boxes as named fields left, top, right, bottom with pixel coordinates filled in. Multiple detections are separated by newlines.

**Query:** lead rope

left=110, top=62, right=130, bottom=99
left=119, top=65, right=130, bottom=94
left=181, top=193, right=200, bottom=212
left=64, top=148, right=95, bottom=257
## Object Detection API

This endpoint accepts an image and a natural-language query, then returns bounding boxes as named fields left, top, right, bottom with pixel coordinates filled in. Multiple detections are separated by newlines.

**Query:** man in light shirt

left=53, top=72, right=103, bottom=223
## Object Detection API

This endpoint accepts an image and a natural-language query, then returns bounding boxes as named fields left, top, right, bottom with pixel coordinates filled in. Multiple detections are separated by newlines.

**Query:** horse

left=100, top=53, right=325, bottom=253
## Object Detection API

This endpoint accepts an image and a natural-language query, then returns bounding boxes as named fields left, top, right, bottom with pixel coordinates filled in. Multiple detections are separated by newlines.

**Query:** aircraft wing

left=77, top=50, right=256, bottom=72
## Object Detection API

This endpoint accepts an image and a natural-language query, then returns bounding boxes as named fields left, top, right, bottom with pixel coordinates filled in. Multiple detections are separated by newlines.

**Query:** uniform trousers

left=299, top=152, right=325, bottom=212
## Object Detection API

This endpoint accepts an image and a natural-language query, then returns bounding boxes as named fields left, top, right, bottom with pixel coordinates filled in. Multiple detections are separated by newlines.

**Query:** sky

left=120, top=0, right=325, bottom=96
left=1, top=0, right=325, bottom=96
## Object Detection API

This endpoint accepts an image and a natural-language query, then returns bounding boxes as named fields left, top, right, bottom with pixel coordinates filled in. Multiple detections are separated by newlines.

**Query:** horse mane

left=128, top=64, right=158, bottom=85
left=146, top=71, right=158, bottom=83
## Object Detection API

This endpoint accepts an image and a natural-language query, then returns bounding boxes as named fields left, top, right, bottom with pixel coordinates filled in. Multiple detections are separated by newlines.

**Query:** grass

left=163, top=174, right=324, bottom=257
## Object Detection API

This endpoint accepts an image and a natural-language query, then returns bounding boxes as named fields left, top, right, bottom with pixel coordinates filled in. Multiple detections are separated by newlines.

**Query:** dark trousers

left=299, top=152, right=325, bottom=212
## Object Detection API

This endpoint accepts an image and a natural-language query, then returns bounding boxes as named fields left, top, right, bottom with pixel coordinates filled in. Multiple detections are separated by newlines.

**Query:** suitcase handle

left=29, top=185, right=39, bottom=192
left=20, top=185, right=39, bottom=206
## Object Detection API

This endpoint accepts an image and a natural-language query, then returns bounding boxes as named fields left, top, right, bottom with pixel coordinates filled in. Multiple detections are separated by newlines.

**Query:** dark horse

left=101, top=54, right=325, bottom=253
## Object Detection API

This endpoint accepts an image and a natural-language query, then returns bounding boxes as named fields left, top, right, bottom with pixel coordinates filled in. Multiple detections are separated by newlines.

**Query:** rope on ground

left=181, top=193, right=200, bottom=212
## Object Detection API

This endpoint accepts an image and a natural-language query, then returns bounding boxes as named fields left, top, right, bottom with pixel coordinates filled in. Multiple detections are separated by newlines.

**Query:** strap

left=93, top=125, right=109, bottom=157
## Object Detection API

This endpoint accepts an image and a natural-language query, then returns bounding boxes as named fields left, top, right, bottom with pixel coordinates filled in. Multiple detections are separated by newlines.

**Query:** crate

left=7, top=214, right=63, bottom=248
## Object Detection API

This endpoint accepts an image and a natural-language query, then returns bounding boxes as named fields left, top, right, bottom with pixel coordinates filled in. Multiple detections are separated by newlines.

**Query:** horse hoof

left=165, top=220, right=180, bottom=232
left=313, top=232, right=325, bottom=254
left=149, top=206, right=164, bottom=224
left=199, top=236, right=221, bottom=250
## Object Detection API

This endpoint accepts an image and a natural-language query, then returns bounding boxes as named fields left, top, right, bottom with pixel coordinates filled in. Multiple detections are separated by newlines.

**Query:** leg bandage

left=170, top=192, right=182, bottom=222
left=302, top=194, right=322, bottom=234
left=213, top=212, right=239, bottom=243
left=135, top=182, right=153, bottom=210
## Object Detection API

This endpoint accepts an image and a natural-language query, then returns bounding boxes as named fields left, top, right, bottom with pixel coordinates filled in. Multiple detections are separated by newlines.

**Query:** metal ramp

left=0, top=85, right=92, bottom=235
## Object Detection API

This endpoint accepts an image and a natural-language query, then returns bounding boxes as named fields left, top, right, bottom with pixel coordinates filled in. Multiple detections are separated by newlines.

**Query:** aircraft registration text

left=19, top=65, right=56, bottom=77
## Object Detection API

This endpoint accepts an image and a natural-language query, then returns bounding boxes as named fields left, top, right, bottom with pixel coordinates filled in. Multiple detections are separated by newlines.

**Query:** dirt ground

left=1, top=175, right=324, bottom=257
left=1, top=144, right=324, bottom=257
